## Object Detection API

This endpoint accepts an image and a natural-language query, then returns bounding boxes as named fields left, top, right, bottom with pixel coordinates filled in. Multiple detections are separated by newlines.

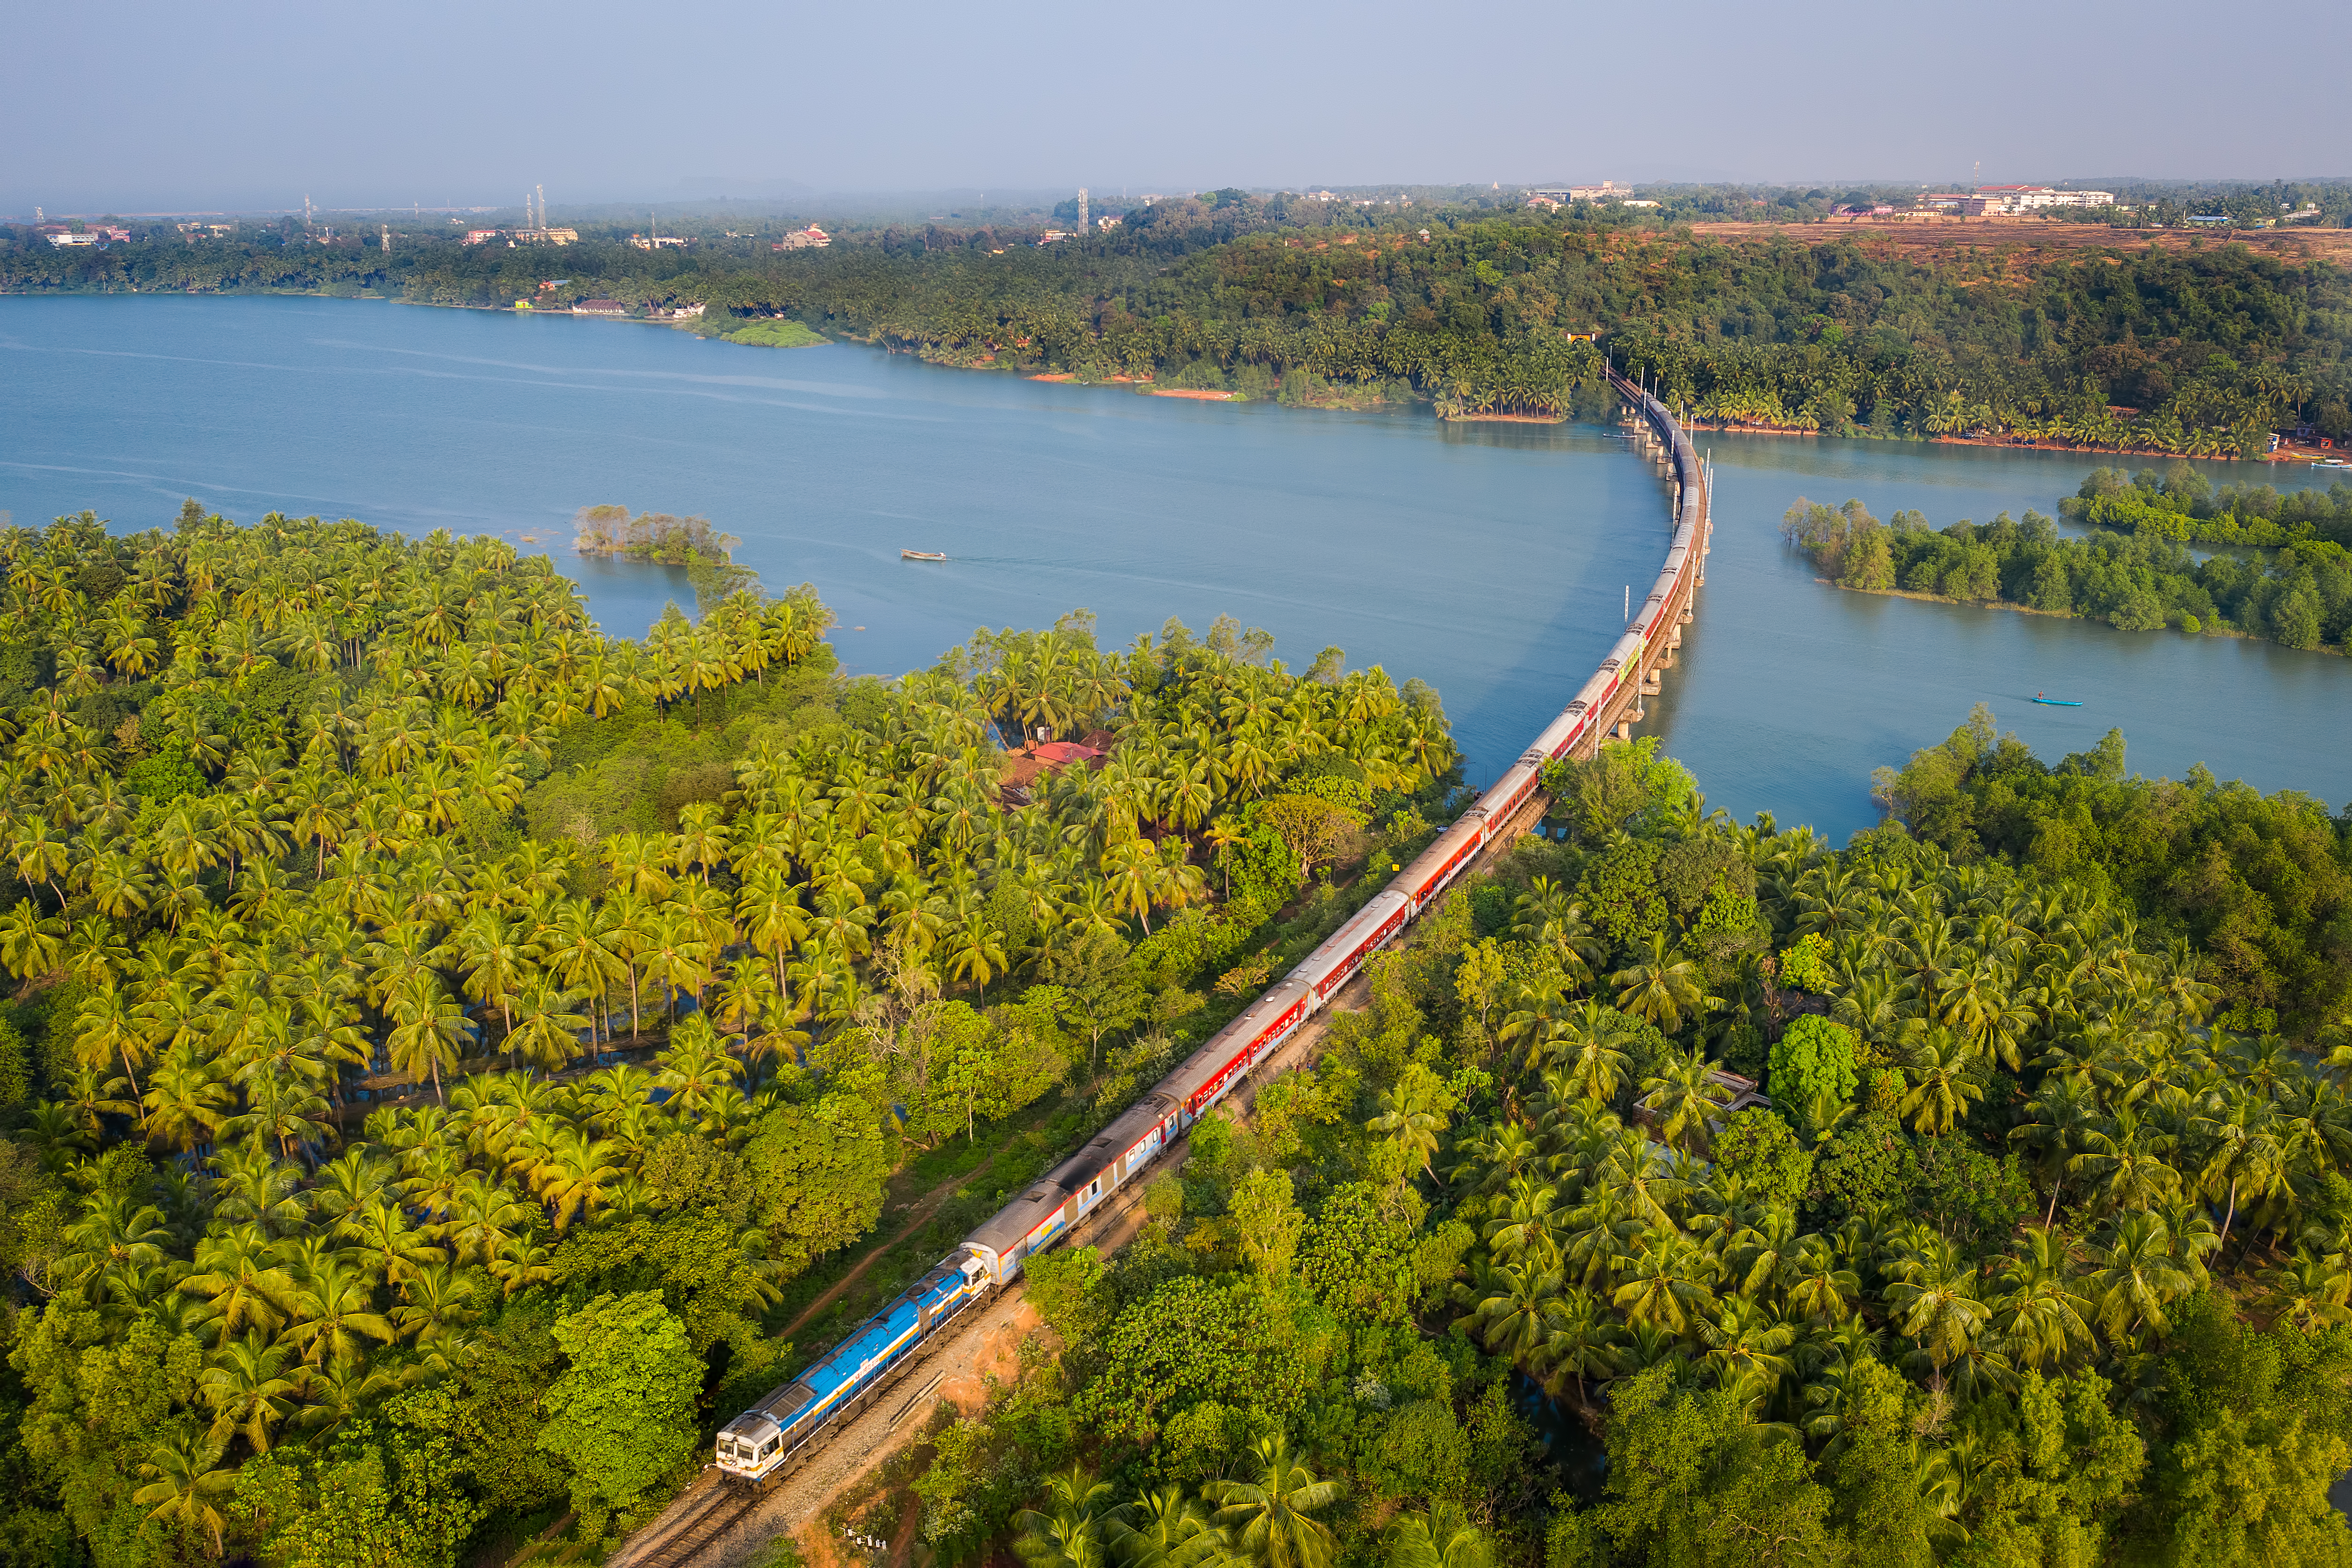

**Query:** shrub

left=1712, top=1107, right=1812, bottom=1207
left=1776, top=933, right=1833, bottom=994
left=1767, top=1016, right=1859, bottom=1106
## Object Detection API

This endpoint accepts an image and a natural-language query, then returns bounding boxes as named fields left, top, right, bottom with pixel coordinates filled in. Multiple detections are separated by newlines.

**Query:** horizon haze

left=7, top=0, right=2345, bottom=213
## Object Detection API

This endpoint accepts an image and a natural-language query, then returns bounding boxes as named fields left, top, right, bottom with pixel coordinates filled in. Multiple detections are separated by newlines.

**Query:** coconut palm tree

left=133, top=1433, right=237, bottom=1556
left=1896, top=1028, right=1983, bottom=1136
left=1639, top=1048, right=1733, bottom=1152
left=2070, top=1104, right=2181, bottom=1217
left=1107, top=1487, right=1217, bottom=1568
left=283, top=1256, right=395, bottom=1370
left=1385, top=1504, right=1492, bottom=1568
left=384, top=974, right=468, bottom=1106
left=1988, top=1226, right=2094, bottom=1371
left=1016, top=1463, right=1120, bottom=1568
left=1205, top=1431, right=1344, bottom=1568
left=1611, top=932, right=1713, bottom=1034
left=2083, top=1211, right=2198, bottom=1340
left=2009, top=1076, right=2101, bottom=1225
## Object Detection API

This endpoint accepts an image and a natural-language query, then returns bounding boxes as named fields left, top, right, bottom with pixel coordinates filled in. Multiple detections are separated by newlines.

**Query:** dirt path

left=617, top=799, right=1551, bottom=1568
left=776, top=1150, right=1000, bottom=1342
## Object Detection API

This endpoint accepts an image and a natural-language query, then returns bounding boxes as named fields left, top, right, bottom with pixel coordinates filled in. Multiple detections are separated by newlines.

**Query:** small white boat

left=901, top=549, right=949, bottom=561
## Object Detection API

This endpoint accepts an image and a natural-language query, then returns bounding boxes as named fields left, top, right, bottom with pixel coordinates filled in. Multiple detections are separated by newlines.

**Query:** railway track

left=614, top=362, right=1709, bottom=1568
left=605, top=792, right=1553, bottom=1568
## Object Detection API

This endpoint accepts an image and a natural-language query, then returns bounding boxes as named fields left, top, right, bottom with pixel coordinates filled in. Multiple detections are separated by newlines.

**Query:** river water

left=4, top=295, right=2345, bottom=838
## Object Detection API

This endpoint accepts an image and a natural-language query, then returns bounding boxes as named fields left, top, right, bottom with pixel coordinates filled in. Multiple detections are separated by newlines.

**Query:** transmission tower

left=1078, top=187, right=1089, bottom=232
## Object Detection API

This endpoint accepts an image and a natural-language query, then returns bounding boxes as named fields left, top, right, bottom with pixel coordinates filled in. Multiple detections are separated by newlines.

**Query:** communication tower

left=1078, top=187, right=1089, bottom=232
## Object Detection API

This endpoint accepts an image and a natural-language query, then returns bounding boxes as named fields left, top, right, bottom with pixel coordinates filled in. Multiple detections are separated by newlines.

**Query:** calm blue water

left=4, top=295, right=2346, bottom=838
left=1657, top=434, right=2352, bottom=832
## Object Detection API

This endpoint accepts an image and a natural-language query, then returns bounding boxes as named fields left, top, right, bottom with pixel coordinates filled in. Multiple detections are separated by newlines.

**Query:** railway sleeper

left=729, top=1306, right=973, bottom=1492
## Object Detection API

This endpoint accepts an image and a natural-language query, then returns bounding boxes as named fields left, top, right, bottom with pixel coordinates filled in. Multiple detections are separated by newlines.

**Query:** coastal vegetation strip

left=12, top=200, right=2346, bottom=451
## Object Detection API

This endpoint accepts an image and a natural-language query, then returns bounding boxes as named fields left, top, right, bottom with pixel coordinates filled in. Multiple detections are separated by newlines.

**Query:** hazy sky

left=10, top=0, right=2345, bottom=213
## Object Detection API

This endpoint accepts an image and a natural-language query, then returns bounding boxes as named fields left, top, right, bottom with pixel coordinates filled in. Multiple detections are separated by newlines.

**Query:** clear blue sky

left=9, top=0, right=2344, bottom=213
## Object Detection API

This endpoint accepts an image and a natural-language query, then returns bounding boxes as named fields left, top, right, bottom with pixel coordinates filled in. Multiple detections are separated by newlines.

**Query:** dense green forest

left=882, top=722, right=2352, bottom=1568
left=1782, top=480, right=2352, bottom=650
left=0, top=503, right=1458, bottom=1563
left=7, top=496, right=2352, bottom=1563
left=6, top=195, right=2349, bottom=444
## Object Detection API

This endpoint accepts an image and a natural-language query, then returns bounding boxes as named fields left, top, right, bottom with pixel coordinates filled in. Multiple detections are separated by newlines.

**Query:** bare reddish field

left=1682, top=218, right=2352, bottom=264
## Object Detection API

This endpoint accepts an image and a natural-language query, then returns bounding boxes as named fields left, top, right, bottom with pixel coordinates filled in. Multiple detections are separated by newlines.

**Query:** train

left=713, top=373, right=1708, bottom=1486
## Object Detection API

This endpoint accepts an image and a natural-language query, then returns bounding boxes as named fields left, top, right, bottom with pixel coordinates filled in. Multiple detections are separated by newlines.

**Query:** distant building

left=1097, top=213, right=1123, bottom=229
left=1526, top=194, right=1564, bottom=211
left=1620, top=200, right=1660, bottom=209
left=46, top=230, right=98, bottom=246
left=1974, top=185, right=2116, bottom=211
left=574, top=298, right=632, bottom=317
left=1924, top=186, right=2118, bottom=216
left=1529, top=181, right=1631, bottom=203
left=772, top=226, right=830, bottom=251
left=465, top=229, right=501, bottom=245
left=1038, top=229, right=1072, bottom=243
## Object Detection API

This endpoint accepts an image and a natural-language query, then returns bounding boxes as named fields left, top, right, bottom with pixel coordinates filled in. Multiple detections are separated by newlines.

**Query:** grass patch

left=728, top=318, right=829, bottom=349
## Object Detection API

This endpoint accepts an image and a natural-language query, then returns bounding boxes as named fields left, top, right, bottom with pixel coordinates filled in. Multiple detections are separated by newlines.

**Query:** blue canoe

left=2030, top=697, right=2083, bottom=706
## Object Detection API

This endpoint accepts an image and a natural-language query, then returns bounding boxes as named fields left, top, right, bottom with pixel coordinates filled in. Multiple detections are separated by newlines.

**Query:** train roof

left=1159, top=977, right=1311, bottom=1106
left=1043, top=1091, right=1178, bottom=1191
left=966, top=1180, right=1070, bottom=1256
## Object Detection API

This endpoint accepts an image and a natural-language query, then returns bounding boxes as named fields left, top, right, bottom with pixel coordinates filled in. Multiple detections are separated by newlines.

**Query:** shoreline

left=1814, top=577, right=2345, bottom=656
left=20, top=290, right=2338, bottom=473
left=1692, top=422, right=2315, bottom=465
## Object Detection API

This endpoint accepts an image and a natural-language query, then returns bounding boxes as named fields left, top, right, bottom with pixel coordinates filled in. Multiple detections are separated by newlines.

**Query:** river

left=3, top=294, right=2345, bottom=838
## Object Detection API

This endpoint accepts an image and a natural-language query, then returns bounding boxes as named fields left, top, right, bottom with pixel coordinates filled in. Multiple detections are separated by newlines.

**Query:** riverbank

left=1813, top=577, right=2306, bottom=646
left=1684, top=419, right=2302, bottom=465
left=12, top=291, right=2351, bottom=840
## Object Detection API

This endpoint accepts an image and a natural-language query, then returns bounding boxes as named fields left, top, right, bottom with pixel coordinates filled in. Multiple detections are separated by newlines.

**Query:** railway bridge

left=1570, top=365, right=1712, bottom=759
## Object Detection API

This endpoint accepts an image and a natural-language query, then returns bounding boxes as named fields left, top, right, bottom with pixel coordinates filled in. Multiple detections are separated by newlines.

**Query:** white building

left=1972, top=186, right=2117, bottom=213
left=1529, top=181, right=1631, bottom=203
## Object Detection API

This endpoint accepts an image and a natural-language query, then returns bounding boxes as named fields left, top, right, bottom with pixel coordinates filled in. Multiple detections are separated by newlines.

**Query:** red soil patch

left=1682, top=219, right=2352, bottom=264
